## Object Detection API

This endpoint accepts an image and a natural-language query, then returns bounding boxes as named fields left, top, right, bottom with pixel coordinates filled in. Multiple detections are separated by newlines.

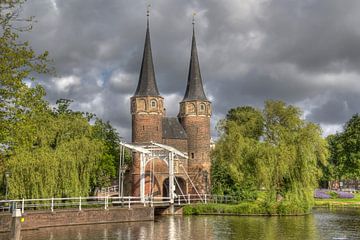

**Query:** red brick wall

left=132, top=114, right=163, bottom=143
left=131, top=96, right=164, bottom=143
left=0, top=207, right=154, bottom=232
left=162, top=138, right=188, bottom=152
left=180, top=107, right=211, bottom=194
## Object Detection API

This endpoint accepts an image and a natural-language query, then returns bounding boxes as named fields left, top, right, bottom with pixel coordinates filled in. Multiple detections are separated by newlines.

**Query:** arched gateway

left=120, top=142, right=202, bottom=204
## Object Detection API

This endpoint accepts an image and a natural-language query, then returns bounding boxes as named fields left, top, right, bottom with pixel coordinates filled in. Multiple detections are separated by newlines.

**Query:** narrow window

left=143, top=125, right=145, bottom=131
left=191, top=153, right=194, bottom=159
left=150, top=99, right=157, bottom=108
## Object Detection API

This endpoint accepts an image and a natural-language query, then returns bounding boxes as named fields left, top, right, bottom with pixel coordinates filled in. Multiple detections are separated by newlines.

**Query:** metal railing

left=100, top=185, right=119, bottom=193
left=0, top=194, right=242, bottom=213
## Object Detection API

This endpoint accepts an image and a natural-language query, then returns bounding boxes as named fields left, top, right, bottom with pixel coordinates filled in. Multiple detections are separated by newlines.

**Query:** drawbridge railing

left=0, top=194, right=242, bottom=214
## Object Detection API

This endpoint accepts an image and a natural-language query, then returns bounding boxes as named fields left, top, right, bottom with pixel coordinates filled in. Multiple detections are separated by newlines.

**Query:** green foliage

left=2, top=96, right=125, bottom=199
left=0, top=2, right=50, bottom=152
left=0, top=2, right=123, bottom=199
left=327, top=114, right=360, bottom=180
left=183, top=202, right=310, bottom=216
left=328, top=191, right=338, bottom=199
left=212, top=100, right=328, bottom=214
left=225, top=106, right=264, bottom=140
left=183, top=203, right=266, bottom=215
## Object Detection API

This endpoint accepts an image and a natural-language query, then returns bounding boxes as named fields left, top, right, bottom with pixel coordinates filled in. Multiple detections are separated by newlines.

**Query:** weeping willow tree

left=0, top=0, right=51, bottom=198
left=0, top=1, right=122, bottom=199
left=4, top=100, right=107, bottom=199
left=212, top=101, right=328, bottom=213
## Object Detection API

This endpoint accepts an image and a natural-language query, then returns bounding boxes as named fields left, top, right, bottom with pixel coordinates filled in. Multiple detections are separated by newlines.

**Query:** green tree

left=92, top=119, right=120, bottom=189
left=211, top=106, right=263, bottom=199
left=0, top=0, right=51, bottom=196
left=212, top=100, right=328, bottom=213
left=226, top=106, right=264, bottom=140
left=0, top=2, right=123, bottom=198
left=327, top=114, right=360, bottom=181
left=5, top=100, right=104, bottom=198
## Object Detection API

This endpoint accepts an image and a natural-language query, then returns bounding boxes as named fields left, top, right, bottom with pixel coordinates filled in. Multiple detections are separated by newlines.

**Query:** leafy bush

left=276, top=201, right=310, bottom=215
left=328, top=191, right=338, bottom=199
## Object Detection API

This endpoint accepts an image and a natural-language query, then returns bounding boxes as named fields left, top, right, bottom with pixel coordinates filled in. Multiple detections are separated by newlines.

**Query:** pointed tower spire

left=183, top=14, right=208, bottom=101
left=134, top=5, right=160, bottom=96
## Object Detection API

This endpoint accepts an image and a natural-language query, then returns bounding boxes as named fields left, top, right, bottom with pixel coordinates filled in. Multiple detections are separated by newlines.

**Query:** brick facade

left=131, top=96, right=164, bottom=143
left=179, top=100, right=212, bottom=194
left=0, top=207, right=154, bottom=234
left=129, top=20, right=212, bottom=198
left=130, top=99, right=212, bottom=197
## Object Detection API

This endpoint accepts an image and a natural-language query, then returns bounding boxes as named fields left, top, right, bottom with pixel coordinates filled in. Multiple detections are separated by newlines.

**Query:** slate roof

left=182, top=25, right=208, bottom=101
left=162, top=117, right=187, bottom=139
left=134, top=18, right=160, bottom=97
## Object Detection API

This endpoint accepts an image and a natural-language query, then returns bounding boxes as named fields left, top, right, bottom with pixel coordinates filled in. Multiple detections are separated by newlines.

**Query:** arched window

left=150, top=99, right=157, bottom=108
left=200, top=103, right=206, bottom=112
left=187, top=103, right=196, bottom=113
left=138, top=99, right=146, bottom=111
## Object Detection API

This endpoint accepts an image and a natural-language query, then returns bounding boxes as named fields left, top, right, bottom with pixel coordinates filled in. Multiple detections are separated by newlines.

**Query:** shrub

left=277, top=201, right=310, bottom=215
left=328, top=191, right=338, bottom=199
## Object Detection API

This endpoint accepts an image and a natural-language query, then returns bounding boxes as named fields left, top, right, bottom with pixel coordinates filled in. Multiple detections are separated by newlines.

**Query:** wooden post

left=10, top=209, right=22, bottom=240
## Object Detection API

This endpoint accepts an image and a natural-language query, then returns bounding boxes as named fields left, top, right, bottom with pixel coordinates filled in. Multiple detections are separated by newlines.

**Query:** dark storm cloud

left=258, top=0, right=360, bottom=73
left=308, top=91, right=360, bottom=124
left=20, top=0, right=360, bottom=140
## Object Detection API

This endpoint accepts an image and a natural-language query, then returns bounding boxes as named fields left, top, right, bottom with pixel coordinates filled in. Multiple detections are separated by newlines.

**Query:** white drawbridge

left=119, top=141, right=203, bottom=205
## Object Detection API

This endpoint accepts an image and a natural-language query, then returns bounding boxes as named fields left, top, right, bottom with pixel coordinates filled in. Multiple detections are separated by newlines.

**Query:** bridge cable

left=180, top=165, right=204, bottom=203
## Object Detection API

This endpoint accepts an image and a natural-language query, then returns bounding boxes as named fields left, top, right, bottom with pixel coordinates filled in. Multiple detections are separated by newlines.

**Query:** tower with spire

left=130, top=11, right=211, bottom=197
left=131, top=9, right=164, bottom=144
left=130, top=9, right=164, bottom=196
left=178, top=17, right=212, bottom=193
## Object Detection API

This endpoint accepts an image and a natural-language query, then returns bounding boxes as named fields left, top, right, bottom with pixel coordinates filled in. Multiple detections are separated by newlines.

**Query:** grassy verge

left=183, top=201, right=310, bottom=216
left=183, top=194, right=360, bottom=215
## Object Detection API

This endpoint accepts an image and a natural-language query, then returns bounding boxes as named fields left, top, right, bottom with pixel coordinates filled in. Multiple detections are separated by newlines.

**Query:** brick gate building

left=130, top=14, right=211, bottom=198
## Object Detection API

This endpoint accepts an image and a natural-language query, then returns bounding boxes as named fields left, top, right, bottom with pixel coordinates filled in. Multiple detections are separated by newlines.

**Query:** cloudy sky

left=20, top=0, right=360, bottom=140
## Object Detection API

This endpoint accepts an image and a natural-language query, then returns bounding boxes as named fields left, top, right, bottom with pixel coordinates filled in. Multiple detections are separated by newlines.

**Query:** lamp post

left=5, top=171, right=10, bottom=200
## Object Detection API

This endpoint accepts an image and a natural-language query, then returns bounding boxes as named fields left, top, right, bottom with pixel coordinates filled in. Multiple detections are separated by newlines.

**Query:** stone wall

left=0, top=207, right=154, bottom=232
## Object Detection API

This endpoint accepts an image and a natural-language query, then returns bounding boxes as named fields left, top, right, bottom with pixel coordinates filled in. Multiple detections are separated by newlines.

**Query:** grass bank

left=183, top=193, right=360, bottom=216
left=183, top=202, right=310, bottom=216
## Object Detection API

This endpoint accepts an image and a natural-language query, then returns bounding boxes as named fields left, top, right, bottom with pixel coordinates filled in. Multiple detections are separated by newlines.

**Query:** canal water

left=5, top=208, right=360, bottom=240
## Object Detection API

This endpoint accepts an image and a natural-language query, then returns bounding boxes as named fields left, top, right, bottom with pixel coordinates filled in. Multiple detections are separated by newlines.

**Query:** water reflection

left=1, top=209, right=359, bottom=240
